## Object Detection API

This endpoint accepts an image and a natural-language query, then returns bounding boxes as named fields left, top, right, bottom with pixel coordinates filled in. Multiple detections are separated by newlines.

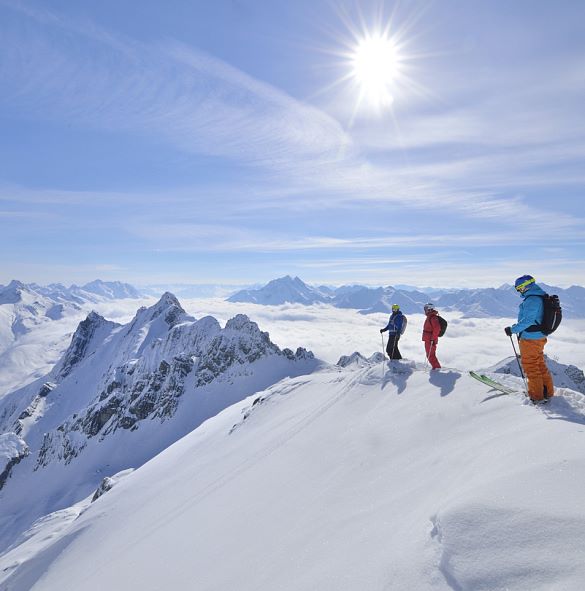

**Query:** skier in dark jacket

left=380, top=304, right=405, bottom=359
left=504, top=275, right=554, bottom=403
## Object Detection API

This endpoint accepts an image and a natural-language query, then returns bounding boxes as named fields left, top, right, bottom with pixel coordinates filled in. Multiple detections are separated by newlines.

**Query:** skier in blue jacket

left=504, top=275, right=554, bottom=402
left=380, top=304, right=405, bottom=359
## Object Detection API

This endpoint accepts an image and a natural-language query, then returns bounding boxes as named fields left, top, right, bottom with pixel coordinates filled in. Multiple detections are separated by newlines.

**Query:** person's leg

left=386, top=336, right=394, bottom=358
left=386, top=335, right=400, bottom=359
left=425, top=340, right=441, bottom=369
left=540, top=338, right=554, bottom=397
left=519, top=339, right=545, bottom=401
left=393, top=336, right=402, bottom=360
left=430, top=341, right=441, bottom=369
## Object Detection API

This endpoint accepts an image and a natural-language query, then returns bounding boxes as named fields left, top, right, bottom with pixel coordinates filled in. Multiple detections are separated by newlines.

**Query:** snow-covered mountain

left=0, top=280, right=81, bottom=336
left=142, top=283, right=254, bottom=299
left=28, top=279, right=142, bottom=303
left=228, top=276, right=330, bottom=305
left=0, top=280, right=144, bottom=398
left=227, top=276, right=585, bottom=318
left=2, top=356, right=585, bottom=590
left=486, top=355, right=585, bottom=394
left=0, top=279, right=141, bottom=343
left=73, top=279, right=141, bottom=300
left=433, top=285, right=519, bottom=318
left=350, top=286, right=431, bottom=315
left=0, top=292, right=317, bottom=554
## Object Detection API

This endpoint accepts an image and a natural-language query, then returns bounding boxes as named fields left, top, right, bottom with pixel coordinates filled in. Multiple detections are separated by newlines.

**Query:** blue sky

left=1, top=0, right=584, bottom=288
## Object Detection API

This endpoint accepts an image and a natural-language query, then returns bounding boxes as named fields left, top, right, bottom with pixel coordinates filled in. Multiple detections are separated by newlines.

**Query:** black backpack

left=437, top=315, right=448, bottom=337
left=525, top=294, right=562, bottom=335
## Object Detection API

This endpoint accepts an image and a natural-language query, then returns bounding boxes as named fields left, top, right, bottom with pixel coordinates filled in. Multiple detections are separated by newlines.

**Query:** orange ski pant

left=519, top=338, right=554, bottom=401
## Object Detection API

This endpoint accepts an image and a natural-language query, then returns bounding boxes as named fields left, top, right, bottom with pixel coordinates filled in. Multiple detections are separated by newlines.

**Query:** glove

left=504, top=326, right=512, bottom=337
left=380, top=328, right=384, bottom=334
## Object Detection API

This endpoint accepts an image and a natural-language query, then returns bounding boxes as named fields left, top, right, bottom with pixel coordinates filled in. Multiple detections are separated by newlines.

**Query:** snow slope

left=3, top=359, right=585, bottom=591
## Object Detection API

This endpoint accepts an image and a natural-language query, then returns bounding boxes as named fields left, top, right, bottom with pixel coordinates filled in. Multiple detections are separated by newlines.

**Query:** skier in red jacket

left=422, top=303, right=441, bottom=369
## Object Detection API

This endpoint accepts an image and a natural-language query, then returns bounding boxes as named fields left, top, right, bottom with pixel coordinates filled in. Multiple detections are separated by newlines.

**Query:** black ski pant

left=386, top=334, right=402, bottom=360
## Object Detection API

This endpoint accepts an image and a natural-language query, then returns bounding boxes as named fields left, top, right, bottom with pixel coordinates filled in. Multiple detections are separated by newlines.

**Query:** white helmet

left=423, top=303, right=435, bottom=313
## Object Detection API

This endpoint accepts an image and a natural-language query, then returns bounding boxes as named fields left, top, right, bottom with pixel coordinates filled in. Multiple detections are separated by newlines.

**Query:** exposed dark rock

left=565, top=365, right=585, bottom=386
left=58, top=312, right=109, bottom=379
left=38, top=382, right=56, bottom=398
left=33, top=308, right=316, bottom=467
left=0, top=437, right=29, bottom=490
left=91, top=476, right=115, bottom=502
left=0, top=451, right=28, bottom=490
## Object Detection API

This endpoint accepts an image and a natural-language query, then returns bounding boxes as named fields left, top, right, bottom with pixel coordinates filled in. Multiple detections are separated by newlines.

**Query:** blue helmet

left=514, top=274, right=535, bottom=293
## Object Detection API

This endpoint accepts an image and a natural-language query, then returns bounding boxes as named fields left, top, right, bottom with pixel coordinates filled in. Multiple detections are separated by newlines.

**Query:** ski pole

left=423, top=340, right=432, bottom=369
left=509, top=334, right=529, bottom=394
left=381, top=332, right=386, bottom=379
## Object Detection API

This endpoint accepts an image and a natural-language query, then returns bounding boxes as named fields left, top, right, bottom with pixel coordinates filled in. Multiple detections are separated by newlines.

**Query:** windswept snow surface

left=3, top=361, right=585, bottom=591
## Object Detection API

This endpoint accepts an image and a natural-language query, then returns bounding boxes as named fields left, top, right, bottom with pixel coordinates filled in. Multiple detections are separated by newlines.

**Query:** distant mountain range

left=3, top=279, right=142, bottom=304
left=0, top=279, right=141, bottom=309
left=140, top=283, right=254, bottom=299
left=227, top=276, right=585, bottom=318
left=0, top=280, right=143, bottom=397
left=228, top=276, right=331, bottom=305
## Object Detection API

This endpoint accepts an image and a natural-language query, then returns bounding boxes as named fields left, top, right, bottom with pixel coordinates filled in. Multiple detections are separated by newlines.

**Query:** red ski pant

left=519, top=338, right=554, bottom=401
left=424, top=340, right=441, bottom=369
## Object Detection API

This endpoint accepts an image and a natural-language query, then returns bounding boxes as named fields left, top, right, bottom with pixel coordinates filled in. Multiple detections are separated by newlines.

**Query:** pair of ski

left=469, top=371, right=550, bottom=405
left=469, top=371, right=518, bottom=397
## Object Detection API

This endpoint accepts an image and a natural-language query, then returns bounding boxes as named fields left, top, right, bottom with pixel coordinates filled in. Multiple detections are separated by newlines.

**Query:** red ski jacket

left=422, top=311, right=441, bottom=342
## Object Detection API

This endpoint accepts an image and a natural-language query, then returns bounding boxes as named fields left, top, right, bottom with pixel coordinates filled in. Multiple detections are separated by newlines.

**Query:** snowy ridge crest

left=55, top=312, right=121, bottom=379
left=30, top=295, right=314, bottom=467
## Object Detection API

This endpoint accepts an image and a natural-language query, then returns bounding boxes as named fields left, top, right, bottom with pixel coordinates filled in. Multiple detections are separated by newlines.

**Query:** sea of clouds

left=178, top=298, right=585, bottom=372
left=5, top=295, right=581, bottom=400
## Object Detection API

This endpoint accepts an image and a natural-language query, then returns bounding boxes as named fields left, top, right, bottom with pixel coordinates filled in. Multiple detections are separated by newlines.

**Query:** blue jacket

left=382, top=311, right=404, bottom=335
left=511, top=283, right=546, bottom=339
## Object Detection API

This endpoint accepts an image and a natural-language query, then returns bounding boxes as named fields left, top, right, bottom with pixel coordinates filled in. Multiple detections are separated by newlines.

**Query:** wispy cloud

left=1, top=0, right=582, bottom=238
left=0, top=2, right=352, bottom=169
left=126, top=217, right=585, bottom=253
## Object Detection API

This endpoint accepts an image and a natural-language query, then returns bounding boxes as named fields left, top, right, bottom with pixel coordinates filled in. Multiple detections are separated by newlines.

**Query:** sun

left=314, top=4, right=428, bottom=122
left=313, top=3, right=430, bottom=121
left=351, top=32, right=401, bottom=109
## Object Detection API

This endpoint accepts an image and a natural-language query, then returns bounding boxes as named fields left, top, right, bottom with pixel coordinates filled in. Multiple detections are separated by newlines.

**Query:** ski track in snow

left=99, top=371, right=354, bottom=560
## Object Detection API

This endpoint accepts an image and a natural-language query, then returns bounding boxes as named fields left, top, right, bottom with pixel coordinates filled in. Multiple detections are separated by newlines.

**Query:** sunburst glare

left=351, top=32, right=402, bottom=109
left=312, top=3, right=431, bottom=124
